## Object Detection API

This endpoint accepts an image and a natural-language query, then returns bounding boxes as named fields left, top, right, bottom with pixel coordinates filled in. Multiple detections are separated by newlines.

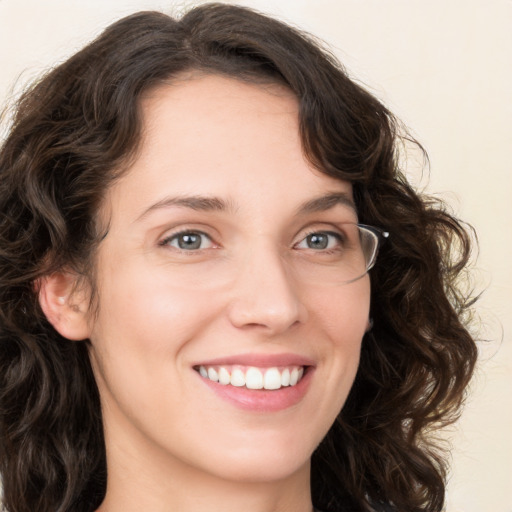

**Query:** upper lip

left=193, top=352, right=315, bottom=368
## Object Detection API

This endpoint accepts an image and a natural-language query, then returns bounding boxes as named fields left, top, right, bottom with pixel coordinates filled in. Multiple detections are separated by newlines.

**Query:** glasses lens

left=359, top=225, right=380, bottom=272
left=290, top=223, right=384, bottom=286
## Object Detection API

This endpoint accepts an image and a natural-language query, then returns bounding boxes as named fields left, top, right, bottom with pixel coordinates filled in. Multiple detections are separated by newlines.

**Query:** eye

left=295, top=231, right=342, bottom=251
left=161, top=231, right=214, bottom=251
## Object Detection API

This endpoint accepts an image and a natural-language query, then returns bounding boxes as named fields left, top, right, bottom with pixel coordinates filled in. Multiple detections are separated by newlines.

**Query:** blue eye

left=295, top=231, right=341, bottom=250
left=162, top=231, right=214, bottom=251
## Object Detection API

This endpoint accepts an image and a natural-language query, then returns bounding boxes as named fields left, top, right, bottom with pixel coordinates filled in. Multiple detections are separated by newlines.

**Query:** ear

left=37, top=272, right=92, bottom=341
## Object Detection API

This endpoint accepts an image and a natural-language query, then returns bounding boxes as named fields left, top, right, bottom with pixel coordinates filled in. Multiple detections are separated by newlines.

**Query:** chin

left=190, top=425, right=320, bottom=484
left=208, top=452, right=311, bottom=484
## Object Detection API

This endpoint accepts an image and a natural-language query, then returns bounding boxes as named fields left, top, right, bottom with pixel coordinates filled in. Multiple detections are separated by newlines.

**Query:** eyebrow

left=135, top=191, right=356, bottom=222
left=136, top=195, right=232, bottom=222
left=296, top=192, right=357, bottom=215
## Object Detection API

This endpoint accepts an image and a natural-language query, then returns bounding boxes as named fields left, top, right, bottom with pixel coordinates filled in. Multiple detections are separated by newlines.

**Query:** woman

left=0, top=4, right=477, bottom=512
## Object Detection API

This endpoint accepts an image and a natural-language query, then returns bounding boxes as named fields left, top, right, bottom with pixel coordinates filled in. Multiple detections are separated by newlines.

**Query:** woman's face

left=86, top=75, right=370, bottom=485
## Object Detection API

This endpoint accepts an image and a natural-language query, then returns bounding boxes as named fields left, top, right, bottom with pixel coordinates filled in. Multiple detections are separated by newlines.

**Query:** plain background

left=1, top=1, right=510, bottom=511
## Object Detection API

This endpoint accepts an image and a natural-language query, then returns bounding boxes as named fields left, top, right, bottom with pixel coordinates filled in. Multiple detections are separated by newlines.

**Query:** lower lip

left=197, top=368, right=314, bottom=412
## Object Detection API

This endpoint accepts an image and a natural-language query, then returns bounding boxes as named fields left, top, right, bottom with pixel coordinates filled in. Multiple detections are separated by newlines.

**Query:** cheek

left=93, top=252, right=215, bottom=330
left=86, top=256, right=226, bottom=397
left=311, top=278, right=371, bottom=339
left=310, top=279, right=370, bottom=388
left=87, top=265, right=223, bottom=421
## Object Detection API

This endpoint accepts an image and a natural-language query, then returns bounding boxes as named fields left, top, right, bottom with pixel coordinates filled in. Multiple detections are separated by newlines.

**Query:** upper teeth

left=197, top=365, right=305, bottom=390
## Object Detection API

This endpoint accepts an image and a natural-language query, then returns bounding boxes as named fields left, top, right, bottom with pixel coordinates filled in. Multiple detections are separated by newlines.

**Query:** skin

left=45, top=75, right=371, bottom=512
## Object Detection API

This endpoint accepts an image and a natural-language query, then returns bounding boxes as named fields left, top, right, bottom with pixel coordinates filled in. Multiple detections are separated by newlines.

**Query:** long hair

left=0, top=4, right=477, bottom=511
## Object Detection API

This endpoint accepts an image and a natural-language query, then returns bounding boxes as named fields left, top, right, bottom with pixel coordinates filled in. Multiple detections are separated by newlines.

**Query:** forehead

left=139, top=73, right=299, bottom=158
left=103, top=74, right=354, bottom=225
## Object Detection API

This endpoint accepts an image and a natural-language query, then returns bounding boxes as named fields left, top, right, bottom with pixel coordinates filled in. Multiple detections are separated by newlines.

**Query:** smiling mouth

left=195, top=365, right=306, bottom=390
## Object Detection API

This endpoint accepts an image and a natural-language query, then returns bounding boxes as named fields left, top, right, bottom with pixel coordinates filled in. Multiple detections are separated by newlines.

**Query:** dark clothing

left=316, top=503, right=395, bottom=512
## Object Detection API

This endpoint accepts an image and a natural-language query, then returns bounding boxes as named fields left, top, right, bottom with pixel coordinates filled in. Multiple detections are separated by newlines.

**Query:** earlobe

left=37, top=272, right=91, bottom=341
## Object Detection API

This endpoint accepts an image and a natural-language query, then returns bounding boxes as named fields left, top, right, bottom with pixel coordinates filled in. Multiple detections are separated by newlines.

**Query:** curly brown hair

left=0, top=4, right=477, bottom=512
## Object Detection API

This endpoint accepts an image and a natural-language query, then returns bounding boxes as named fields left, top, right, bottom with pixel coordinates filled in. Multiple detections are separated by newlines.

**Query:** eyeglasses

left=151, top=222, right=389, bottom=289
left=346, top=223, right=389, bottom=283
left=288, top=223, right=389, bottom=286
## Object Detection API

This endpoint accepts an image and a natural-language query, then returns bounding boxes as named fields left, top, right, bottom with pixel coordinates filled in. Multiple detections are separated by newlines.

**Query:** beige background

left=1, top=1, right=511, bottom=511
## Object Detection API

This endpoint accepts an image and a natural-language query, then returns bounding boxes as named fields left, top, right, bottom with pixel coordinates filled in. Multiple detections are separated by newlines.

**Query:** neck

left=96, top=425, right=314, bottom=512
left=98, top=466, right=313, bottom=512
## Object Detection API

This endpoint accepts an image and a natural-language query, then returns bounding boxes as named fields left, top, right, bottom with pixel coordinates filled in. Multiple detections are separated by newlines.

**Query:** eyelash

left=294, top=230, right=345, bottom=253
left=159, top=228, right=345, bottom=253
left=159, top=230, right=216, bottom=252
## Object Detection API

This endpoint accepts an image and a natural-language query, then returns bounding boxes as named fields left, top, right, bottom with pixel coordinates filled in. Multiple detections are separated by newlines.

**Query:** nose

left=227, top=243, right=308, bottom=335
